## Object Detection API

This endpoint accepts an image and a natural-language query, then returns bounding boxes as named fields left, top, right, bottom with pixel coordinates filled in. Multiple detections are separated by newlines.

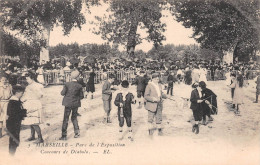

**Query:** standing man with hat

left=102, top=74, right=116, bottom=123
left=59, top=70, right=84, bottom=140
left=144, top=73, right=167, bottom=136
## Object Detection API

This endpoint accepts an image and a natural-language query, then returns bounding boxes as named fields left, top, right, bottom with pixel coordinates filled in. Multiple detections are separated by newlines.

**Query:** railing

left=43, top=69, right=136, bottom=85
left=14, top=69, right=259, bottom=86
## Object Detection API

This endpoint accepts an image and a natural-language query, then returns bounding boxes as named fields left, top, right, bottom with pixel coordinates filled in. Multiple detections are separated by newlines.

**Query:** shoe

left=192, top=125, right=196, bottom=132
left=59, top=136, right=67, bottom=141
left=195, top=125, right=199, bottom=134
left=27, top=137, right=36, bottom=141
left=77, top=113, right=81, bottom=116
left=102, top=118, right=107, bottom=123
left=36, top=138, right=44, bottom=144
left=202, top=120, right=207, bottom=125
left=74, top=133, right=80, bottom=138
left=253, top=101, right=258, bottom=103
left=107, top=117, right=112, bottom=123
left=158, top=129, right=163, bottom=136
left=208, top=116, right=214, bottom=121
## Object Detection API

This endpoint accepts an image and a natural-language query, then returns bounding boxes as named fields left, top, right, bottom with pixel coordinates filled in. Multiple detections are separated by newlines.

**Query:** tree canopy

left=169, top=0, right=260, bottom=61
left=92, top=0, right=167, bottom=56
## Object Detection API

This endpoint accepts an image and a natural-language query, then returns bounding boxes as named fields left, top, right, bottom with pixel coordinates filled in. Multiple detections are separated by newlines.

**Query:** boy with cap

left=114, top=80, right=136, bottom=139
left=59, top=70, right=84, bottom=140
left=6, top=85, right=26, bottom=155
left=144, top=72, right=167, bottom=136
left=102, top=74, right=116, bottom=123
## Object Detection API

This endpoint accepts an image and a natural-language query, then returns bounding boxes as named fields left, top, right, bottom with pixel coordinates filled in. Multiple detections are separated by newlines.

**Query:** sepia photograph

left=0, top=0, right=259, bottom=164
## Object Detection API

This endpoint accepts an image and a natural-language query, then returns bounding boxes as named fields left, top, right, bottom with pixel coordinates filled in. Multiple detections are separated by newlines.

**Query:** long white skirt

left=37, top=75, right=45, bottom=84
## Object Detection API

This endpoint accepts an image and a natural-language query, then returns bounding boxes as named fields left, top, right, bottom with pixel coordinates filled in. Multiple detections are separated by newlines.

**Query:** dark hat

left=121, top=80, right=129, bottom=88
left=152, top=72, right=160, bottom=79
left=199, top=81, right=206, bottom=89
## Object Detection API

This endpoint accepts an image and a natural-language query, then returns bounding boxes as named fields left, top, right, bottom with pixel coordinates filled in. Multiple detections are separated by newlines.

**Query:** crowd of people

left=0, top=56, right=259, bottom=155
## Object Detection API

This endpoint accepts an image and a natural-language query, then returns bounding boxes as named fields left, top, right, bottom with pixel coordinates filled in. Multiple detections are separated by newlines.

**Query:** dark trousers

left=7, top=120, right=21, bottom=155
left=191, top=104, right=202, bottom=121
left=118, top=109, right=131, bottom=127
left=62, top=107, right=79, bottom=136
left=167, top=87, right=173, bottom=95
left=202, top=107, right=211, bottom=121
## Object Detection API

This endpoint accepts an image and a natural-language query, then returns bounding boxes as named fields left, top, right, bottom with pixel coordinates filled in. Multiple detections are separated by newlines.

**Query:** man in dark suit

left=102, top=74, right=115, bottom=123
left=132, top=71, right=149, bottom=108
left=167, top=71, right=177, bottom=96
left=190, top=83, right=203, bottom=134
left=59, top=70, right=84, bottom=140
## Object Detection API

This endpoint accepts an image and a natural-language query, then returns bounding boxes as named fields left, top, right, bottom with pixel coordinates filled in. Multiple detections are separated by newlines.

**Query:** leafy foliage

left=1, top=0, right=98, bottom=46
left=1, top=31, right=40, bottom=60
left=169, top=0, right=260, bottom=60
left=92, top=0, right=167, bottom=56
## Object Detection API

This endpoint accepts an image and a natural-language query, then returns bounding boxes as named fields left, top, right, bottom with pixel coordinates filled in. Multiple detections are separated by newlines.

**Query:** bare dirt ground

left=0, top=80, right=259, bottom=165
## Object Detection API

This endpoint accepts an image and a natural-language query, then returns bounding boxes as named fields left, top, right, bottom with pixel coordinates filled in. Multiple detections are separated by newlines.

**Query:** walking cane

left=4, top=128, right=19, bottom=145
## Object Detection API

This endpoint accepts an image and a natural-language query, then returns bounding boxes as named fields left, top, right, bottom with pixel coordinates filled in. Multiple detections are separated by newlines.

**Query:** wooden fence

left=16, top=69, right=258, bottom=86
left=43, top=70, right=136, bottom=85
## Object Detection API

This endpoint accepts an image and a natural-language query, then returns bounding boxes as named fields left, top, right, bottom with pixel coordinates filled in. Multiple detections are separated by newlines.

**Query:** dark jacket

left=190, top=89, right=201, bottom=110
left=61, top=81, right=84, bottom=108
left=86, top=72, right=96, bottom=92
left=133, top=75, right=148, bottom=92
left=114, top=92, right=135, bottom=117
left=167, top=75, right=177, bottom=87
left=7, top=99, right=27, bottom=122
left=202, top=88, right=218, bottom=114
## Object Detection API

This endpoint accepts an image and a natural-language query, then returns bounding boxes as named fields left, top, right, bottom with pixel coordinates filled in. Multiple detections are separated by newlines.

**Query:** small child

left=114, top=80, right=136, bottom=139
left=6, top=85, right=27, bottom=155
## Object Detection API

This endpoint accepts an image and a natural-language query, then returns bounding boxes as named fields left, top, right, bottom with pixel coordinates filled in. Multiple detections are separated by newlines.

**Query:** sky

left=49, top=4, right=198, bottom=52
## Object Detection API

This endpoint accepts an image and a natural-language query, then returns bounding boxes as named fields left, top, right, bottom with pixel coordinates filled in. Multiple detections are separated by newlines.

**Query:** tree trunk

left=40, top=23, right=51, bottom=64
left=222, top=48, right=234, bottom=64
left=127, top=20, right=138, bottom=59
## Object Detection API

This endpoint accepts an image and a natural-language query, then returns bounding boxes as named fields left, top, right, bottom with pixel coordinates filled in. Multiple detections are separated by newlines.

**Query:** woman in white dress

left=192, top=66, right=200, bottom=84
left=22, top=72, right=44, bottom=143
left=199, top=66, right=208, bottom=83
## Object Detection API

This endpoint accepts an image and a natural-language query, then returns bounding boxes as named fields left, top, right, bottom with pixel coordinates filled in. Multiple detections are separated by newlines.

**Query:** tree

left=169, top=0, right=260, bottom=62
left=92, top=0, right=167, bottom=58
left=1, top=0, right=98, bottom=63
left=1, top=31, right=41, bottom=66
